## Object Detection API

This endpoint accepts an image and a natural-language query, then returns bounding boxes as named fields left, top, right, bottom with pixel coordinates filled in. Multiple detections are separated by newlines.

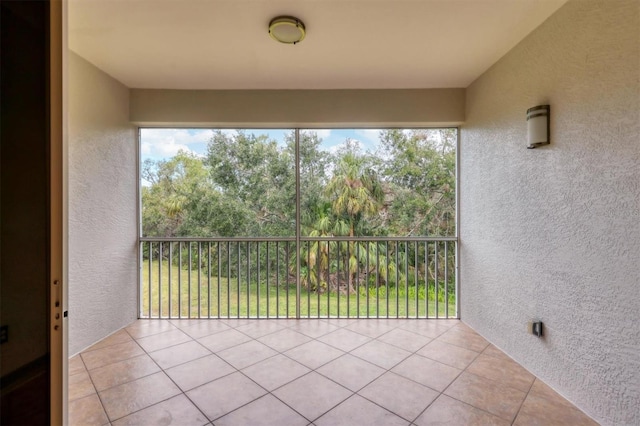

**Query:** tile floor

left=69, top=319, right=598, bottom=425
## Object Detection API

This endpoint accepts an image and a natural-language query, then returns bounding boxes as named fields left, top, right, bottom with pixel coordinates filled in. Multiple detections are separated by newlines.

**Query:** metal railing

left=139, top=237, right=457, bottom=319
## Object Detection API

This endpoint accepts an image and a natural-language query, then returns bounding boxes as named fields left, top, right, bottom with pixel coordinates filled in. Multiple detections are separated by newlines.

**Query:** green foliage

left=142, top=129, right=457, bottom=296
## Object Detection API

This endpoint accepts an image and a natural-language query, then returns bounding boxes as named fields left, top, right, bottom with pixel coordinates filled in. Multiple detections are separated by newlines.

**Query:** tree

left=206, top=130, right=295, bottom=236
left=379, top=129, right=456, bottom=236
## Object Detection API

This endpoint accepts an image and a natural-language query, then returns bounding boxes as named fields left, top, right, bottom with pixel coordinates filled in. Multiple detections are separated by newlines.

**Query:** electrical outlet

left=0, top=325, right=8, bottom=344
left=527, top=321, right=543, bottom=337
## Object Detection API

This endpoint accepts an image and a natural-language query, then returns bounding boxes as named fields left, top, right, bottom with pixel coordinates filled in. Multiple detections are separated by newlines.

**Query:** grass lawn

left=141, top=260, right=457, bottom=319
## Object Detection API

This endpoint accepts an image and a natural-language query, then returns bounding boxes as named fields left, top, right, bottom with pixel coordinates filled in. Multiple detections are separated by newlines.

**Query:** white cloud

left=327, top=138, right=363, bottom=154
left=140, top=128, right=214, bottom=159
left=354, top=129, right=382, bottom=146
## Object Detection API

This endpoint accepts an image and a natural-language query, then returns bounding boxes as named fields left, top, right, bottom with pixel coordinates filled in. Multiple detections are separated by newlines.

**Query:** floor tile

left=125, top=320, right=177, bottom=339
left=217, top=340, right=278, bottom=369
left=288, top=320, right=340, bottom=338
left=68, top=370, right=96, bottom=401
left=186, top=372, right=267, bottom=421
left=359, top=372, right=439, bottom=422
left=377, top=328, right=432, bottom=352
left=350, top=339, right=411, bottom=369
left=321, top=318, right=358, bottom=327
left=417, top=340, right=479, bottom=370
left=436, top=327, right=489, bottom=353
left=444, top=372, right=526, bottom=421
left=83, top=330, right=133, bottom=352
left=316, top=354, right=385, bottom=392
left=219, top=318, right=253, bottom=328
left=81, top=341, right=145, bottom=370
left=169, top=319, right=208, bottom=329
left=68, top=393, right=109, bottom=425
left=273, top=372, right=352, bottom=421
left=215, top=394, right=308, bottom=426
left=88, top=354, right=160, bottom=392
left=112, top=394, right=208, bottom=426
left=149, top=340, right=211, bottom=369
left=399, top=321, right=454, bottom=339
left=135, top=329, right=192, bottom=353
left=258, top=328, right=312, bottom=352
left=197, top=329, right=252, bottom=352
left=528, top=379, right=574, bottom=408
left=466, top=353, right=535, bottom=393
left=235, top=321, right=287, bottom=338
left=70, top=319, right=596, bottom=426
left=69, top=355, right=87, bottom=376
left=344, top=320, right=397, bottom=338
left=284, top=340, right=345, bottom=369
left=317, top=328, right=371, bottom=352
left=179, top=320, right=231, bottom=339
left=414, top=394, right=510, bottom=426
left=99, top=372, right=181, bottom=420
left=392, top=354, right=462, bottom=392
left=165, top=354, right=235, bottom=391
left=513, top=393, right=599, bottom=426
left=315, top=394, right=409, bottom=426
left=242, top=354, right=310, bottom=391
left=482, top=344, right=514, bottom=362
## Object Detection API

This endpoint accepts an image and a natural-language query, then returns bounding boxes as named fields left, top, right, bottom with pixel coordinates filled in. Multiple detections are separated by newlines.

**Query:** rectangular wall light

left=527, top=105, right=550, bottom=149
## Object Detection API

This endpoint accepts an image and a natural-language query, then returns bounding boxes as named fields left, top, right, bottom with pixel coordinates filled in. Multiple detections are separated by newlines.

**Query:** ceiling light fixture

left=269, top=16, right=306, bottom=45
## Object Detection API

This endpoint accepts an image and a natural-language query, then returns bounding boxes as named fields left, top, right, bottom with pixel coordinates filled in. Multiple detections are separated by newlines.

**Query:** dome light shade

left=269, top=16, right=306, bottom=44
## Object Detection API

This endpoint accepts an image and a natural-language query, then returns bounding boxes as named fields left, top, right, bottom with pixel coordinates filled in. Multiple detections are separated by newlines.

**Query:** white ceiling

left=68, top=0, right=567, bottom=90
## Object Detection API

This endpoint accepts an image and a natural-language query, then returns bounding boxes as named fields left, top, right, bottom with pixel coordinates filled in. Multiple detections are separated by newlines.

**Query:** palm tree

left=325, top=152, right=385, bottom=291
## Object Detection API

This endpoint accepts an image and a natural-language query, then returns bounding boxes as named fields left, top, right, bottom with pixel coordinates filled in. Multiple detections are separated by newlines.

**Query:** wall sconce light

left=527, top=105, right=550, bottom=149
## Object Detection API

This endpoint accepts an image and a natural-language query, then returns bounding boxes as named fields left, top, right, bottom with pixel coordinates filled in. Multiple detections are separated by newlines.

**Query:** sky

left=139, top=128, right=389, bottom=163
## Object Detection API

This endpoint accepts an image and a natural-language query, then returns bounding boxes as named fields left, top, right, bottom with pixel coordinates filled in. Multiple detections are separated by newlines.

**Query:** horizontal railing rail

left=139, top=237, right=457, bottom=320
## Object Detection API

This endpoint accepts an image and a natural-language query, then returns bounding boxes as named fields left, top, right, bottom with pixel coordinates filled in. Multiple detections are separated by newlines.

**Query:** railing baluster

left=266, top=242, right=270, bottom=319
left=158, top=242, right=163, bottom=318
left=385, top=241, right=389, bottom=319
left=197, top=242, right=202, bottom=319
left=246, top=242, right=250, bottom=318
left=395, top=241, right=399, bottom=318
left=445, top=241, right=449, bottom=319
left=276, top=241, right=280, bottom=319
left=147, top=242, right=152, bottom=318
left=139, top=236, right=457, bottom=321
left=366, top=241, right=370, bottom=318
left=308, top=241, right=313, bottom=318
left=237, top=242, right=241, bottom=319
left=208, top=242, right=212, bottom=318
left=227, top=242, right=231, bottom=318
left=376, top=241, right=380, bottom=318
left=168, top=242, right=173, bottom=318
left=256, top=241, right=260, bottom=318
left=355, top=242, right=360, bottom=319
left=178, top=242, right=182, bottom=318
left=344, top=242, right=350, bottom=318
left=317, top=240, right=321, bottom=318
left=326, top=241, right=330, bottom=319
left=434, top=241, right=439, bottom=319
left=414, top=241, right=419, bottom=319
left=216, top=241, right=220, bottom=319
left=425, top=241, right=429, bottom=318
left=404, top=242, right=409, bottom=318
left=337, top=242, right=341, bottom=318
left=286, top=241, right=290, bottom=318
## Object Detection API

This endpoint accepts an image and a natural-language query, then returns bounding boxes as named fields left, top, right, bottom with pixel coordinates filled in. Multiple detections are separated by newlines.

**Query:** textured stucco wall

left=130, top=88, right=465, bottom=127
left=69, top=52, right=137, bottom=355
left=460, top=1, right=639, bottom=425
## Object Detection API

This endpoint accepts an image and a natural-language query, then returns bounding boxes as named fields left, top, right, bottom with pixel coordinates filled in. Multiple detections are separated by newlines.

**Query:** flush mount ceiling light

left=269, top=16, right=306, bottom=44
